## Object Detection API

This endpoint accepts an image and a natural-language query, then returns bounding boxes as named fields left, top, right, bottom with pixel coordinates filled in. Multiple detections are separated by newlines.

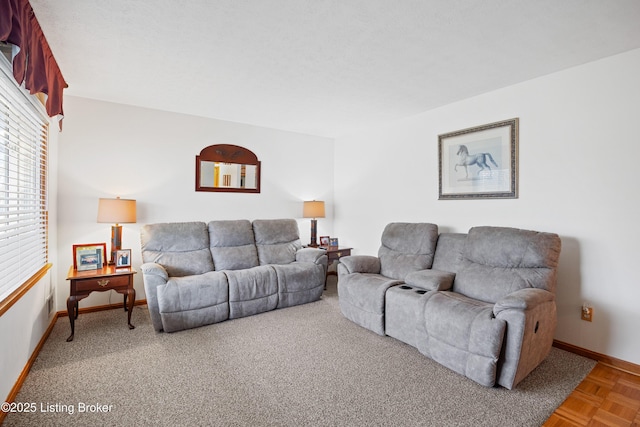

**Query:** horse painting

left=454, top=145, right=498, bottom=178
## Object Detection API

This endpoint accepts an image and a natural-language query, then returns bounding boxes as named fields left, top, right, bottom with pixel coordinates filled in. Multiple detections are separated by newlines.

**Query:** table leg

left=66, top=296, right=78, bottom=342
left=126, top=288, right=135, bottom=329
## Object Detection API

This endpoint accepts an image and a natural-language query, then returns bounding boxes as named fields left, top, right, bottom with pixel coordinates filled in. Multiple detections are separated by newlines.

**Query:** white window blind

left=0, top=57, right=49, bottom=303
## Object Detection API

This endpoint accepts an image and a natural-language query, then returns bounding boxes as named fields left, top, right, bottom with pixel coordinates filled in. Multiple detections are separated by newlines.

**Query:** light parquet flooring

left=544, top=363, right=640, bottom=426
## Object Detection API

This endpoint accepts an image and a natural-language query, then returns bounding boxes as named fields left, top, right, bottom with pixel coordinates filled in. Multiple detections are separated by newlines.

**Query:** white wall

left=334, top=48, right=640, bottom=365
left=56, top=97, right=334, bottom=312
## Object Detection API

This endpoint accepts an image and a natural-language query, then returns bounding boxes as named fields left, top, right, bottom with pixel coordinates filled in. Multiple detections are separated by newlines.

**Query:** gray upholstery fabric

left=338, top=222, right=438, bottom=335
left=453, top=226, right=561, bottom=303
left=417, top=291, right=506, bottom=387
left=338, top=274, right=402, bottom=335
left=384, top=285, right=428, bottom=347
left=338, top=223, right=562, bottom=389
left=208, top=220, right=259, bottom=270
left=141, top=222, right=214, bottom=276
left=272, top=262, right=325, bottom=308
left=140, top=262, right=169, bottom=332
left=225, top=265, right=278, bottom=319
left=338, top=255, right=381, bottom=275
left=157, top=271, right=229, bottom=333
left=432, top=233, right=468, bottom=273
left=141, top=218, right=325, bottom=334
left=378, top=223, right=439, bottom=280
left=494, top=288, right=557, bottom=389
left=404, top=269, right=455, bottom=291
left=253, top=219, right=303, bottom=265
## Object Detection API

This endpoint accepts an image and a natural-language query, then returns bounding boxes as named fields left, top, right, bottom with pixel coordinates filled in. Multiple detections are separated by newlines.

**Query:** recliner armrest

left=140, top=262, right=169, bottom=281
left=338, top=255, right=381, bottom=274
left=404, top=269, right=455, bottom=291
left=296, top=247, right=328, bottom=265
left=493, top=288, right=555, bottom=315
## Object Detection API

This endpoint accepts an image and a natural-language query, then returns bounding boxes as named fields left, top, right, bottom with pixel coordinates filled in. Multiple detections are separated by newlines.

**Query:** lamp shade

left=97, top=197, right=137, bottom=224
left=303, top=200, right=325, bottom=219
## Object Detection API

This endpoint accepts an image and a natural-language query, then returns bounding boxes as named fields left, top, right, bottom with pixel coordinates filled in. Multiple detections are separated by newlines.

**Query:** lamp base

left=109, top=224, right=122, bottom=265
left=309, top=219, right=318, bottom=247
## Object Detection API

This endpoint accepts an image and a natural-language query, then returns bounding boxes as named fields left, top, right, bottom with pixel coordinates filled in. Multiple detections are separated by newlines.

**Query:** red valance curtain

left=1, top=0, right=68, bottom=127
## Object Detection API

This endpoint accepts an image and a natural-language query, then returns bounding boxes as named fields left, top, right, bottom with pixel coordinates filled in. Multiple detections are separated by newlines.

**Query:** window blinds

left=0, top=56, right=48, bottom=303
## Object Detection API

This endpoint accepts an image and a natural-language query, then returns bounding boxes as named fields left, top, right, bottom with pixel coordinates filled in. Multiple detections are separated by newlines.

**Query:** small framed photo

left=115, top=249, right=132, bottom=268
left=319, top=236, right=330, bottom=247
left=73, top=243, right=106, bottom=271
left=329, top=237, right=339, bottom=247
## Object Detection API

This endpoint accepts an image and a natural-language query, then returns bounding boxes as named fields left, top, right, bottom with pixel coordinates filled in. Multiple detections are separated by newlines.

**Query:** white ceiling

left=29, top=0, right=640, bottom=138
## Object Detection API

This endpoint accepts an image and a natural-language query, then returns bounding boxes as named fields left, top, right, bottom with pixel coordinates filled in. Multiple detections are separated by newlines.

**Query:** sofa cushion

left=208, top=220, right=259, bottom=270
left=432, top=232, right=468, bottom=273
left=157, top=271, right=229, bottom=332
left=253, top=219, right=302, bottom=265
left=453, top=226, right=561, bottom=303
left=338, top=273, right=402, bottom=335
left=378, top=222, right=438, bottom=280
left=141, top=222, right=214, bottom=277
left=464, top=226, right=561, bottom=271
left=272, top=262, right=325, bottom=308
left=418, top=291, right=506, bottom=387
left=225, top=265, right=278, bottom=319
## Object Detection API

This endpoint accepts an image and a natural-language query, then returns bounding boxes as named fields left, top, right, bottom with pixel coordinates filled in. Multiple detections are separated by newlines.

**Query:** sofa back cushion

left=432, top=233, right=468, bottom=273
left=253, top=219, right=302, bottom=265
left=140, top=222, right=214, bottom=277
left=377, top=222, right=439, bottom=280
left=453, top=226, right=561, bottom=303
left=208, top=220, right=259, bottom=270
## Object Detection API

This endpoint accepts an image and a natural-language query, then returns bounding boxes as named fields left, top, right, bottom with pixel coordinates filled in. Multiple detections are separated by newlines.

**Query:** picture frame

left=329, top=237, right=339, bottom=247
left=115, top=249, right=132, bottom=268
left=319, top=236, right=330, bottom=247
left=73, top=243, right=106, bottom=271
left=439, top=118, right=518, bottom=200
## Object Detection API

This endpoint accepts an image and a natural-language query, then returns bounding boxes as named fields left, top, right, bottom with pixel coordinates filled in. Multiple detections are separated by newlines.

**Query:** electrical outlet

left=581, top=304, right=593, bottom=322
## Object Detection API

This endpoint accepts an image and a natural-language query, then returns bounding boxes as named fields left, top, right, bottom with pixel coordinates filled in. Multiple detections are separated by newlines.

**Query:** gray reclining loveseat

left=338, top=223, right=561, bottom=389
left=140, top=219, right=328, bottom=333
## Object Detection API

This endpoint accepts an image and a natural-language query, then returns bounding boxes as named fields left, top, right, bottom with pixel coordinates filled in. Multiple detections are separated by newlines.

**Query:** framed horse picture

left=438, top=118, right=518, bottom=199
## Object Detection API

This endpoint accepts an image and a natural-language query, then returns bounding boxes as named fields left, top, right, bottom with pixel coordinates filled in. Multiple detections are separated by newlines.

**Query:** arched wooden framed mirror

left=196, top=144, right=261, bottom=193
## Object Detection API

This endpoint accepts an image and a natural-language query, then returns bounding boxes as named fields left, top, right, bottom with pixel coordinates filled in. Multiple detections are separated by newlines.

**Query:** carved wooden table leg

left=66, top=295, right=79, bottom=342
left=126, top=288, right=136, bottom=329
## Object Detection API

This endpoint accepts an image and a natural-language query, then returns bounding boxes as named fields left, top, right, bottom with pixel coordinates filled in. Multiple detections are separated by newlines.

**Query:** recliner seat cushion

left=418, top=291, right=506, bottom=387
left=157, top=271, right=229, bottom=332
left=225, top=265, right=278, bottom=319
left=272, top=263, right=325, bottom=308
left=338, top=273, right=402, bottom=335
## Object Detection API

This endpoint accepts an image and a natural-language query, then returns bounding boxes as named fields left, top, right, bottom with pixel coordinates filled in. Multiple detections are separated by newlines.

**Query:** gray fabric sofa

left=140, top=219, right=328, bottom=333
left=337, top=223, right=561, bottom=389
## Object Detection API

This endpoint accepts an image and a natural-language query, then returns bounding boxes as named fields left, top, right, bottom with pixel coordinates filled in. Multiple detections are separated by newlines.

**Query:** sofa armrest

left=296, top=247, right=328, bottom=266
left=404, top=269, right=455, bottom=291
left=140, top=262, right=169, bottom=332
left=493, top=288, right=555, bottom=315
left=141, top=262, right=169, bottom=280
left=338, top=255, right=381, bottom=275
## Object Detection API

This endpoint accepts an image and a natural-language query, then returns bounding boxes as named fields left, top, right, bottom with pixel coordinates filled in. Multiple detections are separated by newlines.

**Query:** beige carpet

left=4, top=277, right=595, bottom=426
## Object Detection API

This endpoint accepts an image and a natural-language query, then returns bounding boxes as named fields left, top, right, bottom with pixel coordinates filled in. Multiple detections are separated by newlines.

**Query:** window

left=0, top=53, right=49, bottom=306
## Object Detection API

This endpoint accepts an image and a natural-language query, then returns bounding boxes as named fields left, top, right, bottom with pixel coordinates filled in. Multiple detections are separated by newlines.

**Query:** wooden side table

left=322, top=246, right=352, bottom=287
left=65, top=265, right=137, bottom=342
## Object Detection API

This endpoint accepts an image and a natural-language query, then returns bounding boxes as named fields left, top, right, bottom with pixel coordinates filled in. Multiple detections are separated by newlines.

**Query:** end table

left=65, top=265, right=137, bottom=342
left=322, top=246, right=352, bottom=288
